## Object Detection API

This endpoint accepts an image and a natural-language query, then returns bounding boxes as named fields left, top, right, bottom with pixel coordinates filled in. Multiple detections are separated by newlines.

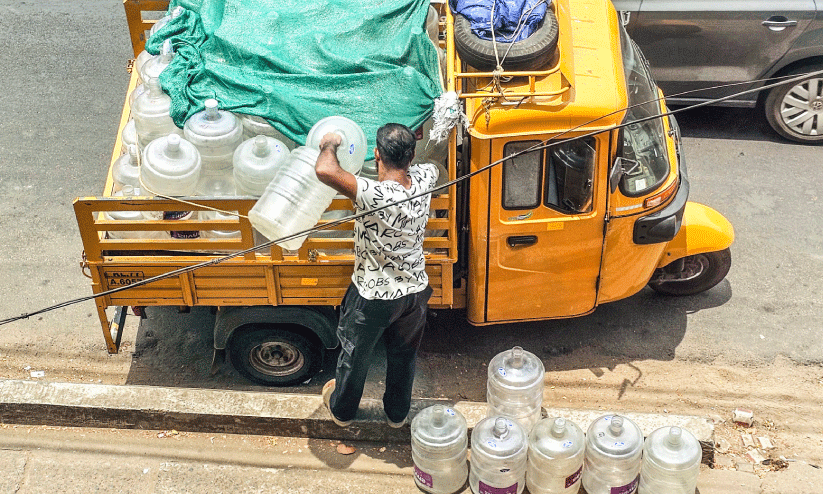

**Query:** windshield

left=617, top=23, right=671, bottom=196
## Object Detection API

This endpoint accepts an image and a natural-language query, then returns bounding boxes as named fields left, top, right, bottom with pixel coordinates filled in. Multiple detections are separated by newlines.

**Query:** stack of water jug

left=110, top=6, right=447, bottom=247
left=410, top=346, right=702, bottom=494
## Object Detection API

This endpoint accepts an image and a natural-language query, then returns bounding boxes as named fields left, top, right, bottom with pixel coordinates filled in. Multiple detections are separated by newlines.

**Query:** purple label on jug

left=164, top=211, right=199, bottom=239
left=610, top=475, right=640, bottom=494
left=565, top=466, right=582, bottom=488
left=478, top=481, right=517, bottom=494
left=414, top=466, right=433, bottom=488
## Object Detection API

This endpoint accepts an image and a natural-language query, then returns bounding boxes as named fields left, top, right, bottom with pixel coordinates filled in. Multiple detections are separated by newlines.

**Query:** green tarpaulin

left=146, top=0, right=443, bottom=160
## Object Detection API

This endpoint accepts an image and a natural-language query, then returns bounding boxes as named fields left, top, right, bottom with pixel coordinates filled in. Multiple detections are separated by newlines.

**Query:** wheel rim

left=249, top=341, right=305, bottom=377
left=779, top=77, right=823, bottom=137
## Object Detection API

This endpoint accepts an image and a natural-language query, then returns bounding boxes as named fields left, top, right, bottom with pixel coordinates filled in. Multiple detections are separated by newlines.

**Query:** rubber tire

left=453, top=10, right=559, bottom=71
left=229, top=327, right=318, bottom=387
left=648, top=248, right=732, bottom=296
left=764, top=65, right=823, bottom=144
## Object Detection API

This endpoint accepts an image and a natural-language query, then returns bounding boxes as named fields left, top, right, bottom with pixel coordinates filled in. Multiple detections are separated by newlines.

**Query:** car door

left=628, top=1, right=817, bottom=101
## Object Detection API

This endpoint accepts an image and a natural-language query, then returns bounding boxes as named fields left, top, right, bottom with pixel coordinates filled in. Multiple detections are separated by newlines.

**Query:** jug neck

left=609, top=416, right=624, bottom=436
left=204, top=99, right=221, bottom=122
left=551, top=417, right=567, bottom=438
left=127, top=145, right=140, bottom=166
left=164, top=134, right=183, bottom=158
left=159, top=39, right=174, bottom=63
left=252, top=135, right=270, bottom=157
left=146, top=77, right=164, bottom=98
left=665, top=426, right=683, bottom=448
left=431, top=405, right=446, bottom=428
left=493, top=417, right=509, bottom=439
left=509, top=346, right=525, bottom=368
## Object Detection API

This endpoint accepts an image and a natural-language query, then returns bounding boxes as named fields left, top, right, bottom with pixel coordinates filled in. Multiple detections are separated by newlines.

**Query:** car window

left=545, top=137, right=595, bottom=213
left=618, top=23, right=671, bottom=196
left=502, top=141, right=543, bottom=210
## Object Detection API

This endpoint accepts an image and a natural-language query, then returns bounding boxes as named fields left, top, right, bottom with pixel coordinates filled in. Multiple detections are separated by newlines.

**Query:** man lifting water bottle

left=314, top=123, right=438, bottom=427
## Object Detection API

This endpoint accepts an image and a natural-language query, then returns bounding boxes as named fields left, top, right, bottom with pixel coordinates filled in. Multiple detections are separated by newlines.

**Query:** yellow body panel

left=657, top=202, right=735, bottom=268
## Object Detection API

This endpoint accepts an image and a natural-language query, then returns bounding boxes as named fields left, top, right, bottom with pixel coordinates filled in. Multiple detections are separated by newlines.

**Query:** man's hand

left=315, top=131, right=357, bottom=202
left=319, top=132, right=342, bottom=152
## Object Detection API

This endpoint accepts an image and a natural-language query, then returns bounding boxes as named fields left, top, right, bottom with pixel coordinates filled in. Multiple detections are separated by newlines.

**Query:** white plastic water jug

left=426, top=6, right=440, bottom=44
left=411, top=404, right=468, bottom=494
left=527, top=417, right=585, bottom=494
left=184, top=99, right=243, bottom=172
left=148, top=6, right=184, bottom=39
left=112, top=145, right=141, bottom=192
left=139, top=133, right=201, bottom=197
left=638, top=426, right=701, bottom=494
left=248, top=146, right=327, bottom=250
left=582, top=415, right=644, bottom=494
left=304, top=115, right=367, bottom=174
left=233, top=135, right=290, bottom=197
left=138, top=39, right=175, bottom=84
left=236, top=113, right=296, bottom=150
left=129, top=82, right=146, bottom=108
left=196, top=169, right=236, bottom=197
left=201, top=209, right=241, bottom=240
left=121, top=119, right=138, bottom=154
left=132, top=77, right=183, bottom=149
left=470, top=416, right=528, bottom=494
left=487, top=346, right=545, bottom=435
left=249, top=117, right=366, bottom=250
left=104, top=186, right=168, bottom=240
left=134, top=50, right=153, bottom=85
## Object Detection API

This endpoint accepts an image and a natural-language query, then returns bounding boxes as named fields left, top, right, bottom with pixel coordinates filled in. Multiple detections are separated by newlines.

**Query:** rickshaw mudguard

left=656, top=202, right=735, bottom=268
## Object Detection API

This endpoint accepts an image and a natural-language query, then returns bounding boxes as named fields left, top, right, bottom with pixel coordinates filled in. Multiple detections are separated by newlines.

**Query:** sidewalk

left=0, top=379, right=820, bottom=493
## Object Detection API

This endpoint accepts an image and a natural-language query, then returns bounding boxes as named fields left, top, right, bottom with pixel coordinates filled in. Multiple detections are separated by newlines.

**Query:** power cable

left=1, top=68, right=821, bottom=327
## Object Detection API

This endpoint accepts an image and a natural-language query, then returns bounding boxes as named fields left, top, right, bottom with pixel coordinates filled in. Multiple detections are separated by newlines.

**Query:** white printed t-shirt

left=352, top=163, right=439, bottom=300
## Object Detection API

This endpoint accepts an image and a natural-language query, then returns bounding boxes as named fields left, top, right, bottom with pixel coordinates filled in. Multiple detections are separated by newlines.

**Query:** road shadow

left=671, top=104, right=782, bottom=143
left=125, top=282, right=731, bottom=405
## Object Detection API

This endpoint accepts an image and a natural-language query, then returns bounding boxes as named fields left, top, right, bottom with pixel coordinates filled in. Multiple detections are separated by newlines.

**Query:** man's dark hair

left=375, top=123, right=416, bottom=169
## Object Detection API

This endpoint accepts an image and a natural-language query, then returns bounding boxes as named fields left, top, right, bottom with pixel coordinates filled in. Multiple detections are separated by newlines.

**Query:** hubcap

left=249, top=341, right=305, bottom=377
left=780, top=77, right=823, bottom=137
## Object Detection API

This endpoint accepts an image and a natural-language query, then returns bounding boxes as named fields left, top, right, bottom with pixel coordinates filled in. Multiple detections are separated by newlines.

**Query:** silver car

left=613, top=0, right=823, bottom=143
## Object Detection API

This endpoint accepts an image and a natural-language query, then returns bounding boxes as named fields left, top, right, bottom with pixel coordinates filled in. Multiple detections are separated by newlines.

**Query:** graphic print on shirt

left=353, top=163, right=438, bottom=300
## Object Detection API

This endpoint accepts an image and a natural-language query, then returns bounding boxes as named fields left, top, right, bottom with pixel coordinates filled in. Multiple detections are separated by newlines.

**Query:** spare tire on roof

left=454, top=10, right=559, bottom=71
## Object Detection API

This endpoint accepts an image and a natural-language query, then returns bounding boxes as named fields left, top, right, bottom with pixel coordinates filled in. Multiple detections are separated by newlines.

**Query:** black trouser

left=329, top=283, right=433, bottom=423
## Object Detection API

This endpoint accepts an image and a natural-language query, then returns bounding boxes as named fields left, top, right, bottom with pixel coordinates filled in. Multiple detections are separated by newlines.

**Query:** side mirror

left=610, top=157, right=625, bottom=193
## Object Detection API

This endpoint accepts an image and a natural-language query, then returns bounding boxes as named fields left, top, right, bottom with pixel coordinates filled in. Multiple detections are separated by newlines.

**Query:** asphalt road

left=0, top=1, right=821, bottom=393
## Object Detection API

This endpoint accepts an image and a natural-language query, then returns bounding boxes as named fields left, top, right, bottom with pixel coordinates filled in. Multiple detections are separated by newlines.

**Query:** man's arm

left=314, top=132, right=358, bottom=202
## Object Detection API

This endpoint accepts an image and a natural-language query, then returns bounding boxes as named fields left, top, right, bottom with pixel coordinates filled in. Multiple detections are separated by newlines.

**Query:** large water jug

left=138, top=39, right=175, bottom=84
left=487, top=346, right=545, bottom=434
left=638, top=426, right=701, bottom=494
left=250, top=117, right=366, bottom=250
left=184, top=99, right=243, bottom=172
left=198, top=178, right=240, bottom=241
left=121, top=119, right=138, bottom=154
left=414, top=117, right=448, bottom=170
left=112, top=145, right=141, bottom=192
left=129, top=82, right=146, bottom=108
left=233, top=135, right=290, bottom=197
left=470, top=416, right=528, bottom=494
left=132, top=77, right=183, bottom=149
left=148, top=6, right=185, bottom=39
left=248, top=146, right=325, bottom=250
left=426, top=6, right=440, bottom=45
left=527, top=417, right=585, bottom=494
left=411, top=405, right=468, bottom=494
left=236, top=113, right=296, bottom=150
left=582, top=415, right=644, bottom=494
left=304, top=115, right=367, bottom=174
left=139, top=134, right=201, bottom=197
left=104, top=186, right=168, bottom=240
left=134, top=50, right=153, bottom=85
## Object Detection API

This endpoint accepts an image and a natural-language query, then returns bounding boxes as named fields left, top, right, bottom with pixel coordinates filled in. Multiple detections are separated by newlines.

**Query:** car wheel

left=229, top=327, right=319, bottom=386
left=764, top=66, right=823, bottom=144
left=648, top=248, right=731, bottom=296
left=453, top=10, right=559, bottom=71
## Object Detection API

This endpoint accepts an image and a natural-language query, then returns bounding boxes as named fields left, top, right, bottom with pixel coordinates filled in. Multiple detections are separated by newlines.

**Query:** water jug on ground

left=527, top=417, right=585, bottom=494
left=638, top=426, right=701, bottom=494
left=487, top=346, right=545, bottom=434
left=582, top=415, right=644, bottom=494
left=411, top=405, right=468, bottom=494
left=470, top=416, right=528, bottom=494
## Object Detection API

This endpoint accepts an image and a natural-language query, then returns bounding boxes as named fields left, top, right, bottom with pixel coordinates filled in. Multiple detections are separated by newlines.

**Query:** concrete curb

left=0, top=379, right=714, bottom=463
